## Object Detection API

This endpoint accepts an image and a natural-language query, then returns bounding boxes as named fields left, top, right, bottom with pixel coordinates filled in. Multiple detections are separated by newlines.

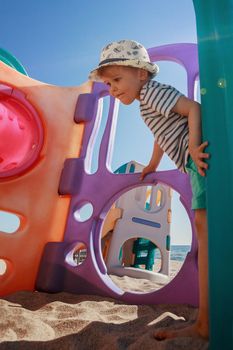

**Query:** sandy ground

left=110, top=259, right=183, bottom=293
left=0, top=261, right=208, bottom=350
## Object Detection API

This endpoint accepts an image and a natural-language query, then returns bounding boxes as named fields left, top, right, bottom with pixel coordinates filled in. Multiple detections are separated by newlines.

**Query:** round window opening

left=101, top=184, right=192, bottom=294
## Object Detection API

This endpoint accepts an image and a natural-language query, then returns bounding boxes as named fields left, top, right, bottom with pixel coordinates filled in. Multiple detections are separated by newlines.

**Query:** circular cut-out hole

left=101, top=185, right=192, bottom=294
left=74, top=203, right=93, bottom=222
left=73, top=246, right=87, bottom=266
left=65, top=242, right=87, bottom=267
left=0, top=259, right=7, bottom=275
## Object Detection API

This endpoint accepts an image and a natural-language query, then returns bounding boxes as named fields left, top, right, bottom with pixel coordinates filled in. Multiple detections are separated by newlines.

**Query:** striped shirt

left=140, top=80, right=189, bottom=173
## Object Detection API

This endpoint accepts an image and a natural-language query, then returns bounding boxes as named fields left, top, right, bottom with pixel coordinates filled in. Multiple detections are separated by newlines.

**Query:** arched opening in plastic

left=109, top=238, right=164, bottom=293
left=0, top=83, right=44, bottom=179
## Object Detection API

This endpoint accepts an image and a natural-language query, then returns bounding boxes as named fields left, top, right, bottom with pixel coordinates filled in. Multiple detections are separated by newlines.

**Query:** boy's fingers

left=199, top=141, right=208, bottom=151
left=202, top=162, right=208, bottom=169
left=198, top=161, right=208, bottom=169
left=200, top=153, right=209, bottom=159
left=198, top=167, right=206, bottom=177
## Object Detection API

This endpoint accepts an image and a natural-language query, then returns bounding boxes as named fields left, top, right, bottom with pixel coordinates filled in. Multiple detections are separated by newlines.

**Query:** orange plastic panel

left=0, top=61, right=92, bottom=296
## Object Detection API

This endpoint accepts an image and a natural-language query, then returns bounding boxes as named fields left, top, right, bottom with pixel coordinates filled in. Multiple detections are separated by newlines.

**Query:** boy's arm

left=140, top=141, right=164, bottom=180
left=171, top=96, right=209, bottom=176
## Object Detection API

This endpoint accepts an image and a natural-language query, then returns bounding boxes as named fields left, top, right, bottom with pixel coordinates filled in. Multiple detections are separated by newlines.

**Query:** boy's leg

left=194, top=208, right=209, bottom=337
left=154, top=208, right=209, bottom=340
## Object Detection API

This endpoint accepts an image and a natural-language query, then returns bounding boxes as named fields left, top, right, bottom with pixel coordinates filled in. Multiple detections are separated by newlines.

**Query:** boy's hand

left=140, top=164, right=156, bottom=181
left=190, top=141, right=209, bottom=177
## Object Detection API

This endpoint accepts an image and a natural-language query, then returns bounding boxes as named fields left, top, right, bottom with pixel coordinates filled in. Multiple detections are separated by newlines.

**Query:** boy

left=89, top=40, right=209, bottom=340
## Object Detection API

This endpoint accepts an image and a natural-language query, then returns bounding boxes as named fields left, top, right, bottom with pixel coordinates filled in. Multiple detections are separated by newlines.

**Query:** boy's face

left=99, top=66, right=148, bottom=105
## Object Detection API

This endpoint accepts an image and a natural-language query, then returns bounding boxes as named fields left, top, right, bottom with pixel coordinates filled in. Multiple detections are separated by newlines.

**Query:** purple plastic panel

left=148, top=43, right=199, bottom=99
left=36, top=44, right=199, bottom=306
left=74, top=93, right=98, bottom=123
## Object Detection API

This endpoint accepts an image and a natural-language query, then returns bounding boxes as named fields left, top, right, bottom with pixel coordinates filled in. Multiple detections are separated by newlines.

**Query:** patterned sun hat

left=89, top=39, right=159, bottom=82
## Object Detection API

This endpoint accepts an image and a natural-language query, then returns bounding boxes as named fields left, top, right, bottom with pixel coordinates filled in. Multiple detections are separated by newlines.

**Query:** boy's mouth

left=117, top=93, right=124, bottom=99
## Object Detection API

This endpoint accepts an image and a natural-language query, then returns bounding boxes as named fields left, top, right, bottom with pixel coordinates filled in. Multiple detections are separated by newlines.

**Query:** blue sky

left=0, top=0, right=198, bottom=244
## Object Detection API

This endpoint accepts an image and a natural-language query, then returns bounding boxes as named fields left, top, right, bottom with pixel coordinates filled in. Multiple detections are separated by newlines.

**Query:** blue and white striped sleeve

left=143, top=83, right=183, bottom=118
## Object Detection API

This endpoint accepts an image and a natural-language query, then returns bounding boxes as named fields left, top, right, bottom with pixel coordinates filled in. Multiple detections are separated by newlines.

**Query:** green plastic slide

left=193, top=1, right=233, bottom=349
left=0, top=48, right=27, bottom=75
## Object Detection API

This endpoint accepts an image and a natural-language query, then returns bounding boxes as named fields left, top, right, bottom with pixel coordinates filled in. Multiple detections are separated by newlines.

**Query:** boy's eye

left=114, top=77, right=121, bottom=82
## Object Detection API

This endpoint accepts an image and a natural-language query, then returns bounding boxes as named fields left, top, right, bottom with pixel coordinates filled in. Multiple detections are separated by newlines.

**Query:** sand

left=110, top=260, right=184, bottom=293
left=0, top=262, right=209, bottom=350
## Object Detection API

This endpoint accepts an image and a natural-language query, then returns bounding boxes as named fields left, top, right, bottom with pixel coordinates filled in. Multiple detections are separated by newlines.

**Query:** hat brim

left=89, top=60, right=159, bottom=82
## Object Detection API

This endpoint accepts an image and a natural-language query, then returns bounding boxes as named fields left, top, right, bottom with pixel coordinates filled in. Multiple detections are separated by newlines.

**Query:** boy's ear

left=139, top=68, right=149, bottom=81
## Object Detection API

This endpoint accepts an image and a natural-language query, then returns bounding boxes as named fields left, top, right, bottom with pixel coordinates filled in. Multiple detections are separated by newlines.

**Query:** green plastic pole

left=193, top=1, right=233, bottom=349
left=0, top=47, right=27, bottom=75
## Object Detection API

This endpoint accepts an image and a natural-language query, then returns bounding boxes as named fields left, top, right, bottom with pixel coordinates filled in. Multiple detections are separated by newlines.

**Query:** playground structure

left=106, top=160, right=172, bottom=283
left=1, top=1, right=233, bottom=346
left=0, top=43, right=198, bottom=307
